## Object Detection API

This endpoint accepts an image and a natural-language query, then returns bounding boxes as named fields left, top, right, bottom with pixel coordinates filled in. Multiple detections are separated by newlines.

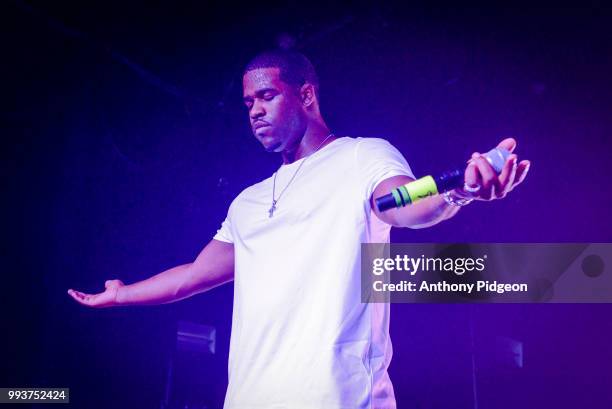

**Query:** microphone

left=375, top=147, right=511, bottom=212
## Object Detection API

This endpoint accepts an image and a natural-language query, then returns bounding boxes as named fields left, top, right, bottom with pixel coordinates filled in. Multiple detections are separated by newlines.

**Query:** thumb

left=105, top=279, right=124, bottom=289
left=497, top=137, right=517, bottom=153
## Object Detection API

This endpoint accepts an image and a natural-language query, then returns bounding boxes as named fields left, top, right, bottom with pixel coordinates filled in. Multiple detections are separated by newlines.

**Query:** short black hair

left=243, top=49, right=319, bottom=98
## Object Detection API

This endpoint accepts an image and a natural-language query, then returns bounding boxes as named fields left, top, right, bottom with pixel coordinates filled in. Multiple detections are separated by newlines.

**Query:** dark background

left=3, top=1, right=612, bottom=408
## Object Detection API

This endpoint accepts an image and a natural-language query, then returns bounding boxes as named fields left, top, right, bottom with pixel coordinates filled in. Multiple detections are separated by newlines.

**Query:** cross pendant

left=268, top=200, right=277, bottom=218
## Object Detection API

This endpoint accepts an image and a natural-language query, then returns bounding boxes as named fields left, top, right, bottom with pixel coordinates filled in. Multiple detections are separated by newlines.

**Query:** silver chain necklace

left=269, top=133, right=335, bottom=218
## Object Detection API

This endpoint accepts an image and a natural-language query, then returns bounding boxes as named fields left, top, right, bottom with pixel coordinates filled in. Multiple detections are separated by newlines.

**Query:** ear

left=300, top=83, right=316, bottom=107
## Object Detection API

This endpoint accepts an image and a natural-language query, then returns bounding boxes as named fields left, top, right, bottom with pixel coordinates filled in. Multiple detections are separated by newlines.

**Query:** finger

left=509, top=160, right=530, bottom=190
left=497, top=154, right=518, bottom=194
left=489, top=182, right=498, bottom=200
left=67, top=289, right=85, bottom=300
left=68, top=289, right=90, bottom=305
left=497, top=137, right=517, bottom=153
left=500, top=157, right=518, bottom=198
left=464, top=161, right=480, bottom=189
left=473, top=156, right=496, bottom=199
left=454, top=161, right=481, bottom=199
left=68, top=289, right=101, bottom=305
left=466, top=152, right=480, bottom=164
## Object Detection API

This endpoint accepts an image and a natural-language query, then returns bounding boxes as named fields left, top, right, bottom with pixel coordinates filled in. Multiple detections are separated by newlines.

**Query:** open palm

left=67, top=279, right=124, bottom=308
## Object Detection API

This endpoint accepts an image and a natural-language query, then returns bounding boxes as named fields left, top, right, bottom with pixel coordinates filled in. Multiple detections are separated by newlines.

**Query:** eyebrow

left=243, top=88, right=277, bottom=102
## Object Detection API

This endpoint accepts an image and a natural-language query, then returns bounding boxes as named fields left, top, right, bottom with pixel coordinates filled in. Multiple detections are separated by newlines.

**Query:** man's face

left=242, top=67, right=307, bottom=153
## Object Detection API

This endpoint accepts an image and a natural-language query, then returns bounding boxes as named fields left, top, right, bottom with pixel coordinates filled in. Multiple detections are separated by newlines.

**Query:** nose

left=249, top=100, right=265, bottom=120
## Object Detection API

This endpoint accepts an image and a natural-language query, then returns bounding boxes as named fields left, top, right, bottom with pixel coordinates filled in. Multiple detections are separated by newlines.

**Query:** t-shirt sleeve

left=354, top=137, right=415, bottom=201
left=213, top=207, right=234, bottom=243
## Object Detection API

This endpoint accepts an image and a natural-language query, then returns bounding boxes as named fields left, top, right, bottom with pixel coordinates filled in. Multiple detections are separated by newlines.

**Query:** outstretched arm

left=372, top=138, right=530, bottom=228
left=67, top=239, right=234, bottom=308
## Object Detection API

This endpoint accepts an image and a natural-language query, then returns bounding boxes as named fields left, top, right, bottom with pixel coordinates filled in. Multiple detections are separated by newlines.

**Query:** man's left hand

left=455, top=137, right=530, bottom=201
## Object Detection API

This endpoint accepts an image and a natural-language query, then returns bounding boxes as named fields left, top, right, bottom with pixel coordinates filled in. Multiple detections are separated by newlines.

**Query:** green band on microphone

left=398, top=185, right=411, bottom=205
left=391, top=189, right=403, bottom=207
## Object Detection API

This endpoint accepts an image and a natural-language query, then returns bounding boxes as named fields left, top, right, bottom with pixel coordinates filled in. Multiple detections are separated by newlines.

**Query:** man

left=68, top=50, right=529, bottom=408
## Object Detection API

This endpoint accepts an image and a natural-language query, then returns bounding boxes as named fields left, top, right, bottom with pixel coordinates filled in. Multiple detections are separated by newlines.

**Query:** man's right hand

left=66, top=239, right=235, bottom=308
left=67, top=279, right=125, bottom=308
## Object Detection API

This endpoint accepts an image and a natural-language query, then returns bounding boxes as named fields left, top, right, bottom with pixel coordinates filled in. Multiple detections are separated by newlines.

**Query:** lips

left=253, top=121, right=270, bottom=131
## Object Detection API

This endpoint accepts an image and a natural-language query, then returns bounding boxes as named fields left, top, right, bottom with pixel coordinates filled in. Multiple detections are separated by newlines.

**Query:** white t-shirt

left=214, top=136, right=414, bottom=409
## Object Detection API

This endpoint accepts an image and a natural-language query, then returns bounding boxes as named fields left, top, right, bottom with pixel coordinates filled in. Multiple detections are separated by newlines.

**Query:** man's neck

left=281, top=124, right=333, bottom=164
